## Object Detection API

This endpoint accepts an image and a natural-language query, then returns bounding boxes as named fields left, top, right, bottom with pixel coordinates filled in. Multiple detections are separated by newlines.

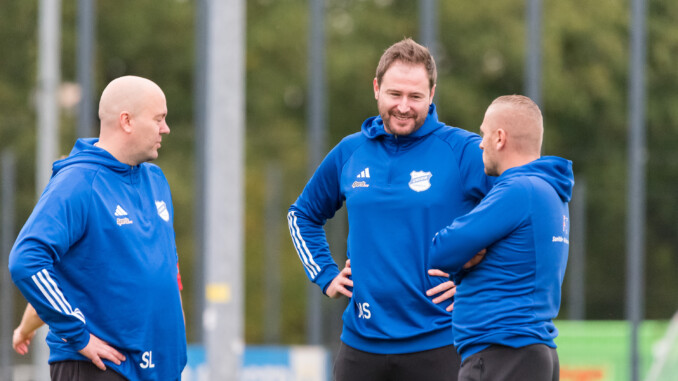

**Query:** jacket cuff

left=452, top=269, right=469, bottom=286
left=64, top=326, right=91, bottom=352
left=316, top=267, right=340, bottom=296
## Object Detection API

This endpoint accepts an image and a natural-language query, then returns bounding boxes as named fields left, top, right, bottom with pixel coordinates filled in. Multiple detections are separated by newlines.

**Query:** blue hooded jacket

left=288, top=104, right=493, bottom=354
left=429, top=156, right=574, bottom=361
left=9, top=138, right=187, bottom=380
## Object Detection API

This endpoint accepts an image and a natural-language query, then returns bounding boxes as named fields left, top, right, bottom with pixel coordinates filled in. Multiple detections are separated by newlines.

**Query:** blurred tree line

left=1, top=0, right=678, bottom=347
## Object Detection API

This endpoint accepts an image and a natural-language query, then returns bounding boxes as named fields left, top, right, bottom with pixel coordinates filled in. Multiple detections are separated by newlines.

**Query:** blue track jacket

left=9, top=138, right=187, bottom=380
left=288, top=104, right=493, bottom=354
left=429, top=156, right=574, bottom=361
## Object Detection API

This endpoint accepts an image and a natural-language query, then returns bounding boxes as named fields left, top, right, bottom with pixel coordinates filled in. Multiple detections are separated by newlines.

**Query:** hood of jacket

left=360, top=103, right=445, bottom=141
left=52, top=138, right=141, bottom=183
left=501, top=156, right=574, bottom=202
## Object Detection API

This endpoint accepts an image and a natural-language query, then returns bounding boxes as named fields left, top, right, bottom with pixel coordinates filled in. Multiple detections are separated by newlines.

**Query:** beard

left=379, top=106, right=428, bottom=137
left=483, top=154, right=500, bottom=177
left=484, top=166, right=499, bottom=177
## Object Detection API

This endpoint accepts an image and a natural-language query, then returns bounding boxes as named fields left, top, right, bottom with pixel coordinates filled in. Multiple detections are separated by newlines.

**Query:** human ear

left=496, top=128, right=507, bottom=150
left=119, top=112, right=133, bottom=134
left=373, top=78, right=379, bottom=100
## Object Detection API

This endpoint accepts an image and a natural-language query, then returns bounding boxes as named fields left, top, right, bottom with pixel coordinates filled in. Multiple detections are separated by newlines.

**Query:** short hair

left=375, top=38, right=437, bottom=90
left=490, top=95, right=543, bottom=154
left=490, top=95, right=542, bottom=121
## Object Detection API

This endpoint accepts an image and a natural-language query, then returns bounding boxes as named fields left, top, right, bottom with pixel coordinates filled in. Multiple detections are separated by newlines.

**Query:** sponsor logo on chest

left=114, top=205, right=133, bottom=226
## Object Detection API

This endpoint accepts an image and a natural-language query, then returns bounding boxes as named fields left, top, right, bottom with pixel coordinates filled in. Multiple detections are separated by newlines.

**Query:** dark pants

left=459, top=344, right=559, bottom=381
left=50, top=360, right=127, bottom=381
left=333, top=341, right=460, bottom=381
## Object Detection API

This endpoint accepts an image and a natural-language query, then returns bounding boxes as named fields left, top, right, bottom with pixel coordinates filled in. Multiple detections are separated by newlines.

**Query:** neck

left=497, top=154, right=540, bottom=175
left=95, top=138, right=136, bottom=166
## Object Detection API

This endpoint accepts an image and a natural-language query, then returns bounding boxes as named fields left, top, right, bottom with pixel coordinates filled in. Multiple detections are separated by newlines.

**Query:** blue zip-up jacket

left=428, top=156, right=574, bottom=361
left=288, top=104, right=493, bottom=354
left=9, top=138, right=187, bottom=381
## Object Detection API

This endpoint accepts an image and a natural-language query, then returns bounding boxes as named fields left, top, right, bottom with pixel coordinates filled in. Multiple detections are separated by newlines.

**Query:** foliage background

left=1, top=0, right=678, bottom=349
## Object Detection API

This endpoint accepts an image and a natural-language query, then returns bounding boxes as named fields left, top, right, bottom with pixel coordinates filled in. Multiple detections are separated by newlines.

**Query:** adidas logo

left=357, top=168, right=371, bottom=178
left=114, top=205, right=128, bottom=216
left=114, top=205, right=133, bottom=226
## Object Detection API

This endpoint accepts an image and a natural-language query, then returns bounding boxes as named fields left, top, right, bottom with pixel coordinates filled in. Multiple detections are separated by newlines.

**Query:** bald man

left=9, top=76, right=186, bottom=381
left=428, top=95, right=574, bottom=381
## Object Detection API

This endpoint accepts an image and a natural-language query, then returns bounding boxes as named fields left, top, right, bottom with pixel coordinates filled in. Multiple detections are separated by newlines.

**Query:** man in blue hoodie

left=429, top=95, right=573, bottom=381
left=9, top=76, right=187, bottom=381
left=288, top=38, right=493, bottom=381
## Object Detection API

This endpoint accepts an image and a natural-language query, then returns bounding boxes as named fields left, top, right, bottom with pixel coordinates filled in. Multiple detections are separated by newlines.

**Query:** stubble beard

left=483, top=157, right=499, bottom=177
left=381, top=109, right=427, bottom=137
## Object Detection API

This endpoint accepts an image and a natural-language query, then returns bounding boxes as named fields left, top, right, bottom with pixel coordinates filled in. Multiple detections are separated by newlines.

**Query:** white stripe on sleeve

left=287, top=211, right=321, bottom=278
left=31, top=274, right=62, bottom=313
left=34, top=270, right=86, bottom=324
left=39, top=269, right=86, bottom=323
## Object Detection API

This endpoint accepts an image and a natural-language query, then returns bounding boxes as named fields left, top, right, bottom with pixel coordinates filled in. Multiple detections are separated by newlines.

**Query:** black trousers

left=459, top=344, right=559, bottom=381
left=50, top=360, right=127, bottom=381
left=333, top=341, right=460, bottom=381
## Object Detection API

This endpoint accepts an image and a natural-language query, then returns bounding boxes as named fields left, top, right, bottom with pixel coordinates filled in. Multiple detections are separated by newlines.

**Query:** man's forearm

left=18, top=303, right=45, bottom=335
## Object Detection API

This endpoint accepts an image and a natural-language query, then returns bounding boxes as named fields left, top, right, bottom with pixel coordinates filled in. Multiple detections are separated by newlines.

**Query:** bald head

left=99, top=76, right=163, bottom=127
left=95, top=76, right=170, bottom=166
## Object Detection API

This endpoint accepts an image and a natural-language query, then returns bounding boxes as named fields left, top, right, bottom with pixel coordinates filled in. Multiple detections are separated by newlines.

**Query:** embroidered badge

left=408, top=171, right=432, bottom=192
left=156, top=200, right=170, bottom=222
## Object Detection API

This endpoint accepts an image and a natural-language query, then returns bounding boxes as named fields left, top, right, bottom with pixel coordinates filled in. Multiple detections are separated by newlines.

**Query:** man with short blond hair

left=429, top=95, right=573, bottom=381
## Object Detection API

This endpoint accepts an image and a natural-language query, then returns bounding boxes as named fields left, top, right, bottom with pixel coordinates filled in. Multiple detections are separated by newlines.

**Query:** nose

left=397, top=97, right=410, bottom=113
left=160, top=121, right=170, bottom=135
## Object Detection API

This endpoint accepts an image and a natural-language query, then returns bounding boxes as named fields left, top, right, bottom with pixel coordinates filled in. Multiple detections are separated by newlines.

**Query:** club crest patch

left=156, top=200, right=170, bottom=222
left=409, top=171, right=432, bottom=192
